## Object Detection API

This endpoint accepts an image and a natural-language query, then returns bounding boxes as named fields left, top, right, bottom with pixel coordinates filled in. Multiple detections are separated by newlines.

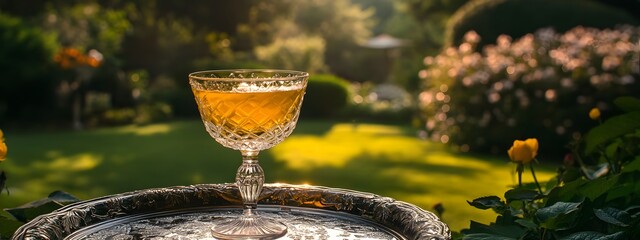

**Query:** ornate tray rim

left=11, top=183, right=451, bottom=240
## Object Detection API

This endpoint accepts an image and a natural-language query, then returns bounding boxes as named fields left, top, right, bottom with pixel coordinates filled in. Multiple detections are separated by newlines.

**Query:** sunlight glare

left=116, top=124, right=172, bottom=136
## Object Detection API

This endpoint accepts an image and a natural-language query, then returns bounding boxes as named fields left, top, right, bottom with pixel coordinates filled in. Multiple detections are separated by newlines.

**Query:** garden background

left=1, top=0, right=639, bottom=239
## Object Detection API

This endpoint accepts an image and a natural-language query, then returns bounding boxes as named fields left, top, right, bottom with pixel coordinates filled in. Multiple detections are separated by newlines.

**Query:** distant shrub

left=254, top=35, right=327, bottom=74
left=93, top=103, right=172, bottom=126
left=445, top=0, right=638, bottom=49
left=419, top=26, right=640, bottom=155
left=133, top=102, right=172, bottom=125
left=301, top=74, right=350, bottom=118
left=100, top=108, right=136, bottom=126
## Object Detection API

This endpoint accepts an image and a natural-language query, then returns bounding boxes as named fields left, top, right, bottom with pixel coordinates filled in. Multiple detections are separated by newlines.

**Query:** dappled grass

left=271, top=122, right=555, bottom=231
left=0, top=120, right=555, bottom=231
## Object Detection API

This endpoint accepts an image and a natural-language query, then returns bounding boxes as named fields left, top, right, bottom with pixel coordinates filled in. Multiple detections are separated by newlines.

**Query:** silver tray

left=11, top=183, right=451, bottom=240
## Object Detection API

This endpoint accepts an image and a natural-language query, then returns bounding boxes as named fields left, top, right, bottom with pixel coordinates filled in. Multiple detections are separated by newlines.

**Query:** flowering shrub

left=53, top=47, right=102, bottom=69
left=419, top=26, right=640, bottom=154
left=460, top=97, right=640, bottom=239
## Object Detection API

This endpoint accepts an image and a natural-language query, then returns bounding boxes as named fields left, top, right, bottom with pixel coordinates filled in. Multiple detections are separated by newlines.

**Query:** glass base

left=211, top=214, right=287, bottom=239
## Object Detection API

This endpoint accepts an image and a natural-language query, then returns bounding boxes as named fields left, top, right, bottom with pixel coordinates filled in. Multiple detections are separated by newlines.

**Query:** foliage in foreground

left=460, top=96, right=640, bottom=240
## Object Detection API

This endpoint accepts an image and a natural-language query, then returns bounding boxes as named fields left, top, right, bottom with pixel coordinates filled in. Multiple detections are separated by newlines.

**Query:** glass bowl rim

left=189, top=69, right=309, bottom=82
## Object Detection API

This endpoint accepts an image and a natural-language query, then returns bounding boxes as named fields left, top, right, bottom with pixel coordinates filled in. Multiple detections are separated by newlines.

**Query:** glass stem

left=236, top=150, right=264, bottom=216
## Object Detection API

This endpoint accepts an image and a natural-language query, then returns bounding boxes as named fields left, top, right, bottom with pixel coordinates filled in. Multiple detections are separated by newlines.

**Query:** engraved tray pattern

left=11, top=183, right=451, bottom=240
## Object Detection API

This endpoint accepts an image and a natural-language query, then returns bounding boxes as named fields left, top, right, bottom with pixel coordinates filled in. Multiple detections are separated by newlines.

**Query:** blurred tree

left=294, top=0, right=374, bottom=78
left=379, top=1, right=432, bottom=90
left=119, top=1, right=203, bottom=79
left=593, top=0, right=640, bottom=21
left=445, top=0, right=638, bottom=49
left=401, top=0, right=470, bottom=54
left=254, top=34, right=327, bottom=73
left=41, top=2, right=131, bottom=128
left=119, top=0, right=262, bottom=78
left=235, top=1, right=296, bottom=49
left=401, top=0, right=640, bottom=54
left=0, top=0, right=381, bottom=124
left=239, top=0, right=374, bottom=79
left=352, top=0, right=395, bottom=35
left=293, top=0, right=373, bottom=44
left=0, top=13, right=58, bottom=125
left=117, top=0, right=267, bottom=117
left=42, top=2, right=130, bottom=55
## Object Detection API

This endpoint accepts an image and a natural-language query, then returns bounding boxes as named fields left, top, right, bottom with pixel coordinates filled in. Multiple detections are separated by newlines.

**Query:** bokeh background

left=1, top=0, right=639, bottom=235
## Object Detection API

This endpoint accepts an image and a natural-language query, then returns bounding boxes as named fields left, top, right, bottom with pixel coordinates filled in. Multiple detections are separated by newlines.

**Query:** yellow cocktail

left=189, top=69, right=308, bottom=239
left=193, top=88, right=304, bottom=149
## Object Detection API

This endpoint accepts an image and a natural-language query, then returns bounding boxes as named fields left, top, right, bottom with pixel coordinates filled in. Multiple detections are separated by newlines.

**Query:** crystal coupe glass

left=189, top=69, right=308, bottom=239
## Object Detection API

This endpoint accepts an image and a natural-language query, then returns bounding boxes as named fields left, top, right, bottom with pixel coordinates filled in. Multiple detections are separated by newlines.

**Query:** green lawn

left=0, top=120, right=555, bottom=231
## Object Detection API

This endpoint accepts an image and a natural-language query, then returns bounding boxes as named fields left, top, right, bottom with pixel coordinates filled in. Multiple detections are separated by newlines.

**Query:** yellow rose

left=508, top=138, right=538, bottom=164
left=0, top=129, right=6, bottom=161
left=589, top=108, right=600, bottom=120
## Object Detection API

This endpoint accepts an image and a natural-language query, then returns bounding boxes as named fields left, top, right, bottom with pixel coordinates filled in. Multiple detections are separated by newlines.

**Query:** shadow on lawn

left=2, top=120, right=340, bottom=207
left=3, top=121, right=226, bottom=206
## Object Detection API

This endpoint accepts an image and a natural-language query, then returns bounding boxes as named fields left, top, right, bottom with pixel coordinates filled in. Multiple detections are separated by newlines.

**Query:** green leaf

left=559, top=231, right=605, bottom=240
left=603, top=172, right=640, bottom=202
left=605, top=141, right=621, bottom=160
left=622, top=156, right=640, bottom=173
left=5, top=199, right=64, bottom=222
left=560, top=232, right=627, bottom=240
left=594, top=207, right=631, bottom=227
left=507, top=201, right=524, bottom=216
left=463, top=220, right=491, bottom=235
left=536, top=201, right=582, bottom=230
left=462, top=233, right=516, bottom=240
left=560, top=167, right=582, bottom=183
left=546, top=178, right=588, bottom=203
left=4, top=191, right=79, bottom=222
left=504, top=188, right=541, bottom=202
left=537, top=201, right=582, bottom=221
left=491, top=216, right=526, bottom=238
left=614, top=96, right=640, bottom=113
left=585, top=111, right=640, bottom=154
left=514, top=219, right=537, bottom=230
left=579, top=174, right=619, bottom=201
left=467, top=196, right=504, bottom=210
left=451, top=231, right=464, bottom=240
left=0, top=216, right=24, bottom=239
left=598, top=232, right=627, bottom=240
left=624, top=205, right=640, bottom=214
left=48, top=190, right=80, bottom=203
left=462, top=219, right=526, bottom=238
